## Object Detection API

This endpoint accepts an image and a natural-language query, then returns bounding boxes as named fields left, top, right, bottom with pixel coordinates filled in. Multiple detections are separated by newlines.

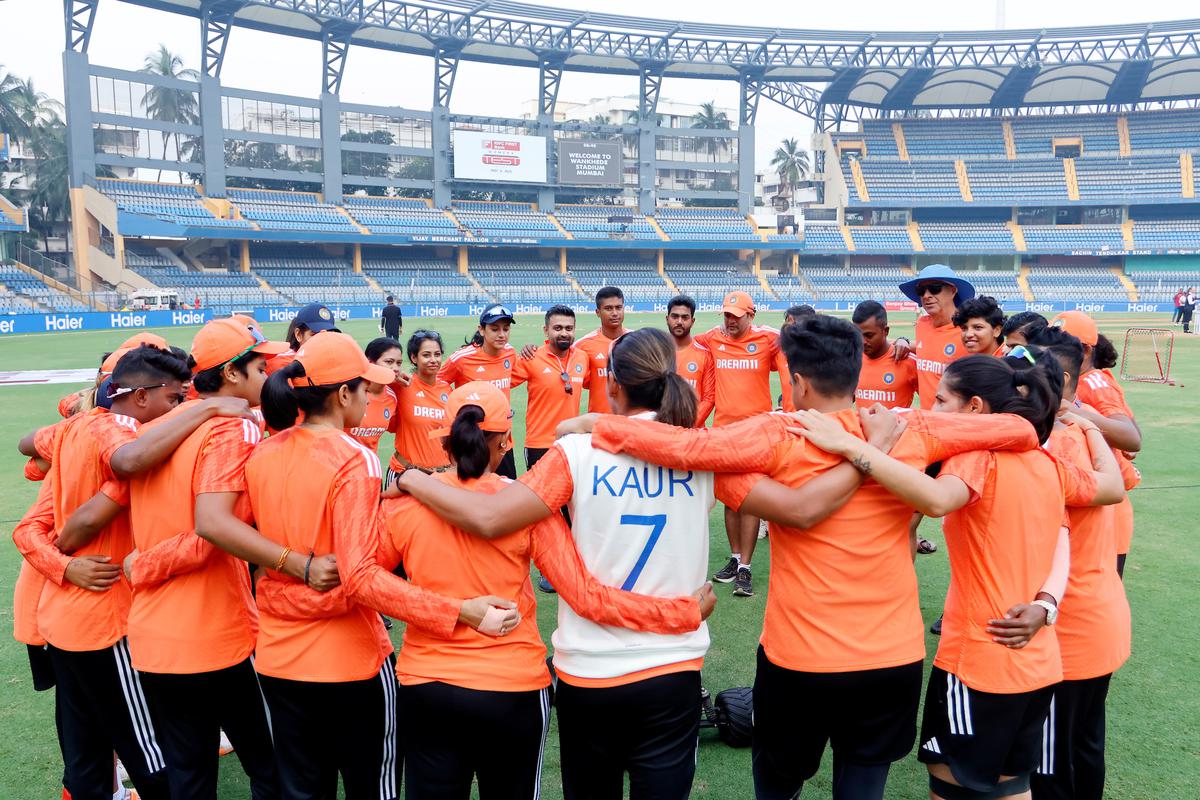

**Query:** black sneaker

left=930, top=616, right=943, bottom=635
left=733, top=568, right=754, bottom=597
left=713, top=557, right=739, bottom=583
left=537, top=575, right=557, bottom=594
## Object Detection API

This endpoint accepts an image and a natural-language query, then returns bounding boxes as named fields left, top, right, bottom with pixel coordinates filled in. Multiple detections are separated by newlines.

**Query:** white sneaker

left=219, top=729, right=234, bottom=756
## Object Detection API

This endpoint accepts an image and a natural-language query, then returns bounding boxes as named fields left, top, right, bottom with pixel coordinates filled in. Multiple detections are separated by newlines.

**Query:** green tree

left=769, top=137, right=809, bottom=203
left=690, top=101, right=732, bottom=158
left=140, top=45, right=199, bottom=181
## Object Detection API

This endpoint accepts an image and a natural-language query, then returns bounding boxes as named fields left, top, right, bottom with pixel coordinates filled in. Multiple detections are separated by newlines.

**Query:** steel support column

left=201, top=8, right=233, bottom=78
left=65, top=0, right=99, bottom=53
left=322, top=21, right=358, bottom=95
left=62, top=50, right=95, bottom=187
left=637, top=65, right=664, bottom=215
left=537, top=57, right=563, bottom=210
left=320, top=92, right=343, bottom=201
left=199, top=75, right=227, bottom=196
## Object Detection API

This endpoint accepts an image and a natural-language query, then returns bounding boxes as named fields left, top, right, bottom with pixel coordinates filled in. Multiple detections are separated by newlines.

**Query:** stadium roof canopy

left=118, top=1, right=1200, bottom=117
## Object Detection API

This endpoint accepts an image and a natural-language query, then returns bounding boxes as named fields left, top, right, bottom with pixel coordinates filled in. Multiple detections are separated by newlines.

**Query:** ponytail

left=261, top=359, right=364, bottom=431
left=943, top=354, right=1062, bottom=444
left=610, top=328, right=697, bottom=428
left=1092, top=333, right=1118, bottom=370
left=444, top=404, right=496, bottom=480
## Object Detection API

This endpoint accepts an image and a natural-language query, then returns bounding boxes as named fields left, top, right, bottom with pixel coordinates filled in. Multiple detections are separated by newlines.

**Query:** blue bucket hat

left=899, top=264, right=976, bottom=306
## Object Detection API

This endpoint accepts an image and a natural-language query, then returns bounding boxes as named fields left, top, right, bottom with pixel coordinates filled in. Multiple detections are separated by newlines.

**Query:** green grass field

left=1, top=311, right=1197, bottom=799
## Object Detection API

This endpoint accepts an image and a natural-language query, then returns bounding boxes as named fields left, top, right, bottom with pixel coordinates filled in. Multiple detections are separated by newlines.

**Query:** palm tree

left=690, top=101, right=731, bottom=158
left=0, top=69, right=61, bottom=147
left=140, top=45, right=199, bottom=180
left=22, top=118, right=113, bottom=250
left=770, top=138, right=810, bottom=203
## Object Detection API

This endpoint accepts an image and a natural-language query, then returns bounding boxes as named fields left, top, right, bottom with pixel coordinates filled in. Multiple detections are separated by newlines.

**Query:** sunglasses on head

left=917, top=283, right=947, bottom=296
left=108, top=382, right=186, bottom=404
left=222, top=326, right=268, bottom=369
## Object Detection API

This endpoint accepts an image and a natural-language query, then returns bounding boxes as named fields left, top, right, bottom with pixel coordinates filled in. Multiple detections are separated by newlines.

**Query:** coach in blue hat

left=898, top=264, right=976, bottom=308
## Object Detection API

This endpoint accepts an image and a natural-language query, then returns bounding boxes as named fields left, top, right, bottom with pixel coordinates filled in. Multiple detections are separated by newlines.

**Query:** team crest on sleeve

left=747, top=343, right=758, bottom=353
left=687, top=362, right=698, bottom=372
left=883, top=372, right=895, bottom=384
left=944, top=343, right=956, bottom=356
left=503, top=359, right=511, bottom=369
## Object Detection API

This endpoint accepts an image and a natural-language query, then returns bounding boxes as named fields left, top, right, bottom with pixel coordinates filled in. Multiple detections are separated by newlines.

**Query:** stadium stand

left=1010, top=115, right=1121, bottom=157
left=0, top=265, right=89, bottom=312
left=801, top=225, right=851, bottom=252
left=962, top=271, right=1024, bottom=302
left=898, top=118, right=1007, bottom=159
left=1021, top=225, right=1126, bottom=253
left=471, top=252, right=579, bottom=302
left=363, top=251, right=484, bottom=304
left=552, top=205, right=662, bottom=241
left=228, top=189, right=359, bottom=234
left=1126, top=109, right=1200, bottom=152
left=1131, top=219, right=1200, bottom=250
left=1074, top=157, right=1184, bottom=202
left=569, top=254, right=671, bottom=305
left=966, top=159, right=1071, bottom=204
left=918, top=223, right=1016, bottom=252
left=97, top=179, right=254, bottom=229
left=1024, top=262, right=1129, bottom=301
left=451, top=201, right=559, bottom=239
left=343, top=196, right=467, bottom=240
left=653, top=208, right=757, bottom=241
left=848, top=226, right=914, bottom=253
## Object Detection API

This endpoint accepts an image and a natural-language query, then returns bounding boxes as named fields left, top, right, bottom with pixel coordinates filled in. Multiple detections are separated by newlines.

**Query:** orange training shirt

left=1077, top=368, right=1138, bottom=554
left=574, top=328, right=627, bottom=414
left=913, top=314, right=967, bottom=409
left=347, top=386, right=399, bottom=454
left=1046, top=424, right=1131, bottom=681
left=856, top=349, right=918, bottom=410
left=935, top=448, right=1095, bottom=694
left=512, top=343, right=588, bottom=448
left=438, top=343, right=516, bottom=399
left=245, top=426, right=460, bottom=683
left=676, top=340, right=716, bottom=426
left=126, top=405, right=262, bottom=674
left=390, top=378, right=453, bottom=473
left=694, top=325, right=791, bottom=426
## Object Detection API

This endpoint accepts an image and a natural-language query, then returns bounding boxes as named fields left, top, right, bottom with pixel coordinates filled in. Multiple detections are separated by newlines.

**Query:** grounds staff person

left=210, top=331, right=519, bottom=799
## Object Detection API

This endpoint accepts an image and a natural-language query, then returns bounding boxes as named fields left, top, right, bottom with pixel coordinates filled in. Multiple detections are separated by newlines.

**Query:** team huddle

left=11, top=263, right=1141, bottom=800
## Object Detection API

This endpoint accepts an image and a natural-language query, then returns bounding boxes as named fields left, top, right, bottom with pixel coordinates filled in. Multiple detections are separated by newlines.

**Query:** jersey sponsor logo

left=596, top=368, right=608, bottom=377
left=351, top=426, right=387, bottom=437
left=943, top=343, right=956, bottom=356
left=856, top=388, right=897, bottom=402
left=716, top=358, right=759, bottom=370
left=591, top=464, right=696, bottom=498
left=685, top=378, right=698, bottom=388
left=412, top=406, right=445, bottom=419
left=915, top=358, right=947, bottom=375
left=883, top=372, right=895, bottom=385
left=490, top=378, right=511, bottom=390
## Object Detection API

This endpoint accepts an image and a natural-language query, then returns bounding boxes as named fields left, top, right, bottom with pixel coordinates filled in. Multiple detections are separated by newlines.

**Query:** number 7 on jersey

left=619, top=514, right=667, bottom=591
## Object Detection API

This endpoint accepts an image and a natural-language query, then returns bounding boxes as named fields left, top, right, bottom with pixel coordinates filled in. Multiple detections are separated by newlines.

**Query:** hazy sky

left=1, top=0, right=1196, bottom=169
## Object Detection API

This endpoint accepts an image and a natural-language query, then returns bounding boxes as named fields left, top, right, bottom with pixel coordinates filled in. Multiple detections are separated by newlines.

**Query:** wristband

left=304, top=553, right=315, bottom=587
left=274, top=546, right=292, bottom=573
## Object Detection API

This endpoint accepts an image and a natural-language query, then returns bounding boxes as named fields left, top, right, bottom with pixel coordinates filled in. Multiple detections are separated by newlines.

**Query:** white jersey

left=550, top=416, right=714, bottom=680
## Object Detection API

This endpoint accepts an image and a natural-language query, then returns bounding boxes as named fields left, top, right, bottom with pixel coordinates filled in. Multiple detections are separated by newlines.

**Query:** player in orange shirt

left=853, top=301, right=918, bottom=410
left=13, top=346, right=259, bottom=800
left=791, top=353, right=1122, bottom=800
left=899, top=264, right=976, bottom=409
left=666, top=295, right=716, bottom=426
left=115, top=319, right=289, bottom=799
left=1001, top=312, right=1050, bottom=350
left=368, top=382, right=707, bottom=799
left=694, top=290, right=792, bottom=598
left=387, top=330, right=453, bottom=482
left=512, top=305, right=589, bottom=468
left=265, top=302, right=339, bottom=376
left=954, top=296, right=1007, bottom=356
left=1001, top=333, right=1131, bottom=800
left=346, top=337, right=402, bottom=454
left=573, top=286, right=630, bottom=414
left=1051, top=311, right=1142, bottom=576
left=201, top=331, right=516, bottom=799
left=439, top=303, right=518, bottom=478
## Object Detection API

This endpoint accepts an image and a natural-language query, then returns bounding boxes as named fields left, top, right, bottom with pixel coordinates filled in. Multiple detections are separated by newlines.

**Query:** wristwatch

left=1032, top=599, right=1058, bottom=626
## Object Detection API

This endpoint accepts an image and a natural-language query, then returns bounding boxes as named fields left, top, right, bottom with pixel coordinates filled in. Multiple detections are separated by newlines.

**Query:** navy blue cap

left=479, top=304, right=516, bottom=325
left=295, top=302, right=338, bottom=332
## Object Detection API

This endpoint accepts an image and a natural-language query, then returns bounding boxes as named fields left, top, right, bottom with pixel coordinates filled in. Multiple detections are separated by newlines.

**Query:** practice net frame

left=1121, top=328, right=1175, bottom=385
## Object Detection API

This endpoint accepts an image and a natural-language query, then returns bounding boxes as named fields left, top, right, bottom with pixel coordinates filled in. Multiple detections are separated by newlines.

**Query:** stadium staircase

left=646, top=216, right=670, bottom=241
left=755, top=270, right=776, bottom=298
left=892, top=123, right=910, bottom=161
left=1114, top=268, right=1139, bottom=301
left=906, top=223, right=924, bottom=252
left=441, top=208, right=473, bottom=239
left=954, top=160, right=974, bottom=202
left=840, top=227, right=856, bottom=251
left=565, top=273, right=589, bottom=298
left=1017, top=264, right=1035, bottom=301
left=547, top=213, right=574, bottom=239
left=0, top=195, right=25, bottom=227
left=1002, top=121, right=1017, bottom=159
left=1181, top=154, right=1196, bottom=198
left=1007, top=222, right=1027, bottom=253
left=336, top=205, right=371, bottom=235
left=659, top=270, right=680, bottom=295
left=849, top=159, right=871, bottom=202
left=1117, top=116, right=1132, bottom=156
left=362, top=273, right=385, bottom=294
left=462, top=271, right=493, bottom=301
left=1121, top=220, right=1136, bottom=250
left=1063, top=158, right=1080, bottom=201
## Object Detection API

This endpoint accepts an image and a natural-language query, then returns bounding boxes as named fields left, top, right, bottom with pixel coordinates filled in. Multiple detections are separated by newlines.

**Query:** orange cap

left=229, top=314, right=263, bottom=335
left=1051, top=311, right=1099, bottom=346
left=191, top=318, right=288, bottom=372
left=291, top=331, right=395, bottom=387
left=429, top=381, right=513, bottom=439
left=722, top=291, right=756, bottom=318
left=100, top=347, right=133, bottom=376
left=118, top=332, right=169, bottom=350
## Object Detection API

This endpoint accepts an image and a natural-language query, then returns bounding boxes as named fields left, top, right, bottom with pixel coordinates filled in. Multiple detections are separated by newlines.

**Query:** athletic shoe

left=733, top=568, right=754, bottom=597
left=917, top=537, right=938, bottom=555
left=537, top=575, right=557, bottom=594
left=219, top=729, right=234, bottom=757
left=930, top=616, right=943, bottom=635
left=713, top=557, right=739, bottom=583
